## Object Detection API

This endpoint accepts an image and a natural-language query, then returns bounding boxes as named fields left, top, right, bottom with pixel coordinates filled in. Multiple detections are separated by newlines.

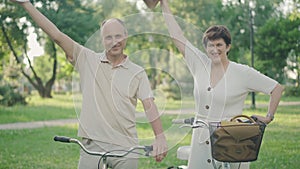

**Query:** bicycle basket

left=208, top=115, right=266, bottom=162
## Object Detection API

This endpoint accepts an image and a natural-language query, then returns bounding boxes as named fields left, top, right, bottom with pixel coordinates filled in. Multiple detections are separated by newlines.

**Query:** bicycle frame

left=54, top=136, right=153, bottom=169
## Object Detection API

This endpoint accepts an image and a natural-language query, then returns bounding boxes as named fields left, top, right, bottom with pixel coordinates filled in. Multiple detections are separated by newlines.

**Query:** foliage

left=0, top=57, right=27, bottom=107
left=255, top=15, right=300, bottom=83
left=0, top=0, right=101, bottom=98
left=33, top=54, right=53, bottom=83
left=1, top=0, right=299, bottom=99
left=0, top=84, right=26, bottom=106
left=284, top=86, right=300, bottom=97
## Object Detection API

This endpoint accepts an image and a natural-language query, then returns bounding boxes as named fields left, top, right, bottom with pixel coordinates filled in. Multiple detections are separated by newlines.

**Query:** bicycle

left=53, top=136, right=153, bottom=169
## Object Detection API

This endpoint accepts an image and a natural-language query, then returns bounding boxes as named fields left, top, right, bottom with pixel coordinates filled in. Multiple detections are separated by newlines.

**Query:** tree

left=255, top=14, right=300, bottom=83
left=1, top=0, right=99, bottom=98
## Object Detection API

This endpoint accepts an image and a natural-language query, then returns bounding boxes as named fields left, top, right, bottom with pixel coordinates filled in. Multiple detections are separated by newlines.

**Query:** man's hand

left=152, top=134, right=168, bottom=162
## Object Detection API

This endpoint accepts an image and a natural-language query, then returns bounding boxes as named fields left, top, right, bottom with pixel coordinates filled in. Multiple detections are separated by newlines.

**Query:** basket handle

left=230, top=115, right=256, bottom=123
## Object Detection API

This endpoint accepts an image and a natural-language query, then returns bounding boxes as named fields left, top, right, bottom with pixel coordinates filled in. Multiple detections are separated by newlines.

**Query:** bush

left=0, top=84, right=27, bottom=106
left=158, top=83, right=181, bottom=100
left=283, top=86, right=300, bottom=97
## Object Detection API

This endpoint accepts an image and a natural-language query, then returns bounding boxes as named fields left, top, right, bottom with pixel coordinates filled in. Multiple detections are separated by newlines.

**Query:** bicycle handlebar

left=172, top=117, right=194, bottom=125
left=54, top=136, right=153, bottom=157
left=172, top=117, right=209, bottom=129
left=172, top=115, right=264, bottom=129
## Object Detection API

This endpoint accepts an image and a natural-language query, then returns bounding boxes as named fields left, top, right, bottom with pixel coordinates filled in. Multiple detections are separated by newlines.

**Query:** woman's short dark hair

left=202, top=25, right=231, bottom=48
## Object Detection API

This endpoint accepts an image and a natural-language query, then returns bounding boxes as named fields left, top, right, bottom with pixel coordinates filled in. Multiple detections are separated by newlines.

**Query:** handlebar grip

left=250, top=116, right=258, bottom=121
left=172, top=119, right=185, bottom=124
left=54, top=136, right=71, bottom=143
left=172, top=117, right=194, bottom=124
left=144, top=145, right=153, bottom=156
left=144, top=145, right=153, bottom=152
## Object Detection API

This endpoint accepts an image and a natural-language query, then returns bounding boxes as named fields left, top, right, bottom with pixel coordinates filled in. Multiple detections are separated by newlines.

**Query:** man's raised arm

left=11, top=0, right=75, bottom=61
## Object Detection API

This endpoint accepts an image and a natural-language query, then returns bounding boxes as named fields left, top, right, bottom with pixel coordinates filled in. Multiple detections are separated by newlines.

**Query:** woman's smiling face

left=206, top=38, right=231, bottom=64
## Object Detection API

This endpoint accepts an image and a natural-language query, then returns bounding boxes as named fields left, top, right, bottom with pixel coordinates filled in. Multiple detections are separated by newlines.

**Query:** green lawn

left=0, top=94, right=77, bottom=124
left=0, top=93, right=299, bottom=168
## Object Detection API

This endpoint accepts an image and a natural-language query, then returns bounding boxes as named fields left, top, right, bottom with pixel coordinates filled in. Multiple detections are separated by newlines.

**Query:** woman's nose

left=211, top=46, right=218, bottom=52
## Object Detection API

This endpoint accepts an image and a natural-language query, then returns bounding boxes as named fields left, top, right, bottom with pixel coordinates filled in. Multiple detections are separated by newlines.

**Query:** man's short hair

left=100, top=18, right=128, bottom=35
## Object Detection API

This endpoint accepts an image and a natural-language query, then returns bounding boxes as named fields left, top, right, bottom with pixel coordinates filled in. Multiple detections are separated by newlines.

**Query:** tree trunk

left=2, top=24, right=57, bottom=99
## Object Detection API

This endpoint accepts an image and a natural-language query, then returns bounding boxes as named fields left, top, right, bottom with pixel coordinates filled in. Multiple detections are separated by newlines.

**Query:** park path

left=1, top=101, right=299, bottom=130
left=0, top=109, right=195, bottom=130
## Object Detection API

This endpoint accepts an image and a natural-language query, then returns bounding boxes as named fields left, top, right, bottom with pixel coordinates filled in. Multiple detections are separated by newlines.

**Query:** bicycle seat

left=177, top=146, right=191, bottom=160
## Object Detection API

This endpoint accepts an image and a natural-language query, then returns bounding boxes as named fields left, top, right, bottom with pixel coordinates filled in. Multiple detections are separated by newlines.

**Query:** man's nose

left=113, top=37, right=122, bottom=44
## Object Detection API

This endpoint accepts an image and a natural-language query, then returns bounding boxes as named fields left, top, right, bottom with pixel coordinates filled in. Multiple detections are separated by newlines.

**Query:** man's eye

left=105, top=36, right=112, bottom=40
left=116, top=35, right=122, bottom=39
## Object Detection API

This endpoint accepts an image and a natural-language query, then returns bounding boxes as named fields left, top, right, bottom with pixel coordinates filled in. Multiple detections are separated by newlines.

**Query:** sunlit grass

left=0, top=94, right=78, bottom=124
left=0, top=106, right=298, bottom=169
left=0, top=93, right=299, bottom=168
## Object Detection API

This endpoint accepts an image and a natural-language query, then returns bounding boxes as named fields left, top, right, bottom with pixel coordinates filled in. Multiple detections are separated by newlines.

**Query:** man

left=10, top=1, right=168, bottom=168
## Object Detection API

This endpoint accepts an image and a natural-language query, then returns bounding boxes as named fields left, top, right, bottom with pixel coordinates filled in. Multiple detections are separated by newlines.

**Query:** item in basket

left=209, top=115, right=266, bottom=162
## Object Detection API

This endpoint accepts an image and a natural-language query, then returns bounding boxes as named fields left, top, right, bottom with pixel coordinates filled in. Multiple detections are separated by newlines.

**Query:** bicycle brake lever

left=179, top=124, right=193, bottom=129
left=145, top=145, right=153, bottom=151
left=144, top=145, right=153, bottom=156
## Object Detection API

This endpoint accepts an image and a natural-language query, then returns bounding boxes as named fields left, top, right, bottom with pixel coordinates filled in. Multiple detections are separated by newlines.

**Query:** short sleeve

left=247, top=67, right=278, bottom=94
left=69, top=42, right=84, bottom=67
left=70, top=42, right=99, bottom=71
left=136, top=71, right=154, bottom=101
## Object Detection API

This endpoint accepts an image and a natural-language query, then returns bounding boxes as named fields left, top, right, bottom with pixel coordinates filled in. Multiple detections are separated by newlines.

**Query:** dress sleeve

left=246, top=67, right=278, bottom=94
left=184, top=41, right=210, bottom=76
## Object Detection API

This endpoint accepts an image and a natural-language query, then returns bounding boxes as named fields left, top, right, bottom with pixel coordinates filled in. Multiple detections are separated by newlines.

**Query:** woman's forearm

left=160, top=0, right=187, bottom=54
left=267, top=84, right=284, bottom=120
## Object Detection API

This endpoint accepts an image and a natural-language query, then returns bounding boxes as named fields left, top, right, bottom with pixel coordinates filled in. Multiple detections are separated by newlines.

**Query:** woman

left=160, top=0, right=284, bottom=168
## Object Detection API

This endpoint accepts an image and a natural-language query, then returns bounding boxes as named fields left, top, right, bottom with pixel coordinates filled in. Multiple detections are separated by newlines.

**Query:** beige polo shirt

left=71, top=42, right=153, bottom=148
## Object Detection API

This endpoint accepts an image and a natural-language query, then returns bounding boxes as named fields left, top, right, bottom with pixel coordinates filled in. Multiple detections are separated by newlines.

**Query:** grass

left=0, top=93, right=299, bottom=168
left=0, top=94, right=78, bottom=124
left=0, top=126, right=79, bottom=169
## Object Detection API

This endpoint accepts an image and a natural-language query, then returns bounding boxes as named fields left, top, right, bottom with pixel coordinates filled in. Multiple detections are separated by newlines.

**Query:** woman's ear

left=226, top=44, right=231, bottom=52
